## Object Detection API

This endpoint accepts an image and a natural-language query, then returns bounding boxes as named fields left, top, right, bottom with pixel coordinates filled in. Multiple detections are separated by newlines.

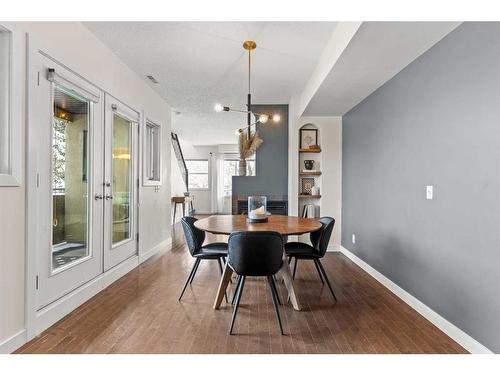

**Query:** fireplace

left=233, top=195, right=288, bottom=215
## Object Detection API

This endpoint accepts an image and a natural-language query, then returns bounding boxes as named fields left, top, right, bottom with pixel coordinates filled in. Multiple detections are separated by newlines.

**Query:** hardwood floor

left=16, top=219, right=467, bottom=354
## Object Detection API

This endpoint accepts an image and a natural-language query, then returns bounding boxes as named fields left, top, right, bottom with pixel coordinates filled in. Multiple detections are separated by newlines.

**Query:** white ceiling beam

left=296, top=21, right=362, bottom=118
left=304, top=22, right=462, bottom=116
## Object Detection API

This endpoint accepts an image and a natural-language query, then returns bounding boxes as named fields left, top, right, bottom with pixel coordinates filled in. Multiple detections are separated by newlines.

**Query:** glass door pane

left=51, top=86, right=90, bottom=271
left=112, top=114, right=132, bottom=244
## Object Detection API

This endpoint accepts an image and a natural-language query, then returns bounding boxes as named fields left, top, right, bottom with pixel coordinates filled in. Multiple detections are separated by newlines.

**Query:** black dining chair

left=179, top=216, right=228, bottom=301
left=284, top=216, right=337, bottom=301
left=227, top=231, right=284, bottom=335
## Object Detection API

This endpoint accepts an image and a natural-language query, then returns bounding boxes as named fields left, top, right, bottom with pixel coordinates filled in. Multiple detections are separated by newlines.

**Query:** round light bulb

left=259, top=114, right=269, bottom=123
left=272, top=114, right=281, bottom=122
left=214, top=103, right=224, bottom=112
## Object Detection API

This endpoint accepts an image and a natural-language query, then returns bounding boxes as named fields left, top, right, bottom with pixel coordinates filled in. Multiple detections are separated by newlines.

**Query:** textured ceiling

left=84, top=22, right=337, bottom=145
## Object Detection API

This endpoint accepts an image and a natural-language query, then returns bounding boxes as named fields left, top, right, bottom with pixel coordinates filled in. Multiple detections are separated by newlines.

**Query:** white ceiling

left=84, top=22, right=338, bottom=145
left=303, top=22, right=461, bottom=116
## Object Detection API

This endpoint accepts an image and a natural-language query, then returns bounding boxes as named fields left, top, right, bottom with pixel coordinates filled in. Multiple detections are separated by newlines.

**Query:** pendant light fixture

left=214, top=40, right=281, bottom=139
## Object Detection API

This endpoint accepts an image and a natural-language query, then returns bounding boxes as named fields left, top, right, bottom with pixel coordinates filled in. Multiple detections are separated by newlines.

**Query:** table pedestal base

left=213, top=257, right=302, bottom=311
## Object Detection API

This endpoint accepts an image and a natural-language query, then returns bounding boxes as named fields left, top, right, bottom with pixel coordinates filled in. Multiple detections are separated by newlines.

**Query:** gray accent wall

left=232, top=104, right=289, bottom=197
left=342, top=22, right=500, bottom=352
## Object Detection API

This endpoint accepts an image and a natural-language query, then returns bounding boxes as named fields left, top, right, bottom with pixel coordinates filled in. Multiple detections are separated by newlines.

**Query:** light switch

left=426, top=185, right=433, bottom=200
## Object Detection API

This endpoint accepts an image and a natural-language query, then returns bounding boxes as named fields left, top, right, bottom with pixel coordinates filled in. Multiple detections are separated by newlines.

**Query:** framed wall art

left=299, top=128, right=318, bottom=149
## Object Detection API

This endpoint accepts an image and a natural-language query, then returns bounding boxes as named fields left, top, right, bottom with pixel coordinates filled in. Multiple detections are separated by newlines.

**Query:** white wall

left=0, top=22, right=27, bottom=352
left=0, top=22, right=171, bottom=352
left=171, top=142, right=239, bottom=219
left=172, top=144, right=217, bottom=216
left=289, top=115, right=342, bottom=250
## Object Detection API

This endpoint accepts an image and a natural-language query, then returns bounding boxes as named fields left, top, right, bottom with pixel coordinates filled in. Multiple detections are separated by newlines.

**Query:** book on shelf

left=301, top=204, right=316, bottom=218
left=301, top=169, right=319, bottom=173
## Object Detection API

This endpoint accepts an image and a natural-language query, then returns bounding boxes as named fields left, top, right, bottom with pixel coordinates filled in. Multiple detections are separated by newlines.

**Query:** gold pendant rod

left=243, top=40, right=256, bottom=140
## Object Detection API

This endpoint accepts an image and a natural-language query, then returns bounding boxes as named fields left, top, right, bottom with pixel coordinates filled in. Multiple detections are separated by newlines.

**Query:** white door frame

left=25, top=36, right=142, bottom=340
left=34, top=52, right=105, bottom=310
left=103, top=94, right=140, bottom=271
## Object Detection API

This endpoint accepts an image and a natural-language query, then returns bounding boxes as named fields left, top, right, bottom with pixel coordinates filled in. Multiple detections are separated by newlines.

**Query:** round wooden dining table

left=194, top=215, right=322, bottom=311
left=194, top=214, right=322, bottom=236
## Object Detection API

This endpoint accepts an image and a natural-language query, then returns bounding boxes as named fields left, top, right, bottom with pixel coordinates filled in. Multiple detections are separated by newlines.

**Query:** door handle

left=94, top=194, right=103, bottom=200
left=105, top=194, right=114, bottom=200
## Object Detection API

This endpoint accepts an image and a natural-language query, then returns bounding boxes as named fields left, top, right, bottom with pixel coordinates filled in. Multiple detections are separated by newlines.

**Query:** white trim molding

left=327, top=244, right=341, bottom=252
left=20, top=237, right=171, bottom=351
left=0, top=23, right=23, bottom=186
left=0, top=329, right=26, bottom=354
left=142, top=117, right=163, bottom=186
left=33, top=255, right=139, bottom=338
left=139, top=238, right=172, bottom=264
left=339, top=246, right=493, bottom=354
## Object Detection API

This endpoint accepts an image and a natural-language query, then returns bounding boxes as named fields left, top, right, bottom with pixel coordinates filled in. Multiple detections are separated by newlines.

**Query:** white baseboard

left=33, top=255, right=139, bottom=338
left=0, top=329, right=26, bottom=354
left=139, top=238, right=172, bottom=264
left=25, top=238, right=172, bottom=347
left=339, top=246, right=493, bottom=354
left=327, top=244, right=341, bottom=252
left=30, top=237, right=172, bottom=342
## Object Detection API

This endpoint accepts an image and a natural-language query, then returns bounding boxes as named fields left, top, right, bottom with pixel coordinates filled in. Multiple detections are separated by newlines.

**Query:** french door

left=103, top=95, right=139, bottom=271
left=34, top=53, right=139, bottom=309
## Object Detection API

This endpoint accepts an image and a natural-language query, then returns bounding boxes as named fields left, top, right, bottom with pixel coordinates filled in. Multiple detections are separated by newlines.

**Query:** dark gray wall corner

left=232, top=104, right=289, bottom=197
left=342, top=22, right=500, bottom=352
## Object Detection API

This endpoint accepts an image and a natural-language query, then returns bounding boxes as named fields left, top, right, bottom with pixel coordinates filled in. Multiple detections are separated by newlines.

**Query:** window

left=222, top=157, right=255, bottom=196
left=186, top=159, right=209, bottom=190
left=51, top=85, right=91, bottom=269
left=0, top=28, right=10, bottom=176
left=143, top=119, right=161, bottom=185
left=0, top=24, right=21, bottom=186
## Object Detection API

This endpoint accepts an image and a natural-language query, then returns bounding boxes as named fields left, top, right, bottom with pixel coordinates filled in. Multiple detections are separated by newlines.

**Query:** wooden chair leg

left=229, top=276, right=246, bottom=335
left=179, top=258, right=200, bottom=301
left=317, top=259, right=337, bottom=301
left=267, top=276, right=284, bottom=335
left=292, top=258, right=298, bottom=280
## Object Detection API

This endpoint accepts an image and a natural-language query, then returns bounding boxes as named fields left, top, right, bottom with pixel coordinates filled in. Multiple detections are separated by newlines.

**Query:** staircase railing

left=171, top=132, right=189, bottom=193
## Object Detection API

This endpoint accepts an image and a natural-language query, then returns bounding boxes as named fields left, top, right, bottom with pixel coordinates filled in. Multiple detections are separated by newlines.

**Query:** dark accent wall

left=342, top=23, right=500, bottom=352
left=232, top=104, right=289, bottom=198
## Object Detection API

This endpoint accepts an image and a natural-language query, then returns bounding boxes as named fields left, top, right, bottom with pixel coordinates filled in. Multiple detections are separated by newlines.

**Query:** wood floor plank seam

left=15, top=217, right=467, bottom=354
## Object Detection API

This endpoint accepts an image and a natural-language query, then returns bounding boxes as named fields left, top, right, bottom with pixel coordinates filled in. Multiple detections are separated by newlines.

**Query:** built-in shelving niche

left=298, top=123, right=321, bottom=219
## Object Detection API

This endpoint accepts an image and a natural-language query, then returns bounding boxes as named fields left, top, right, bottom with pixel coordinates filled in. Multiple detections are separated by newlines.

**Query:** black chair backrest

left=309, top=217, right=335, bottom=257
left=181, top=216, right=205, bottom=256
left=228, top=231, right=283, bottom=276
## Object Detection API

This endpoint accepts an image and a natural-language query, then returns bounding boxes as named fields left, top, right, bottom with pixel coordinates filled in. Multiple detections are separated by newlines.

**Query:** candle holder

left=247, top=196, right=268, bottom=223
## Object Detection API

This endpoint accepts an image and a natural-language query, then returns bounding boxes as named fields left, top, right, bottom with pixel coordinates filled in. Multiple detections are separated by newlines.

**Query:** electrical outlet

left=426, top=185, right=433, bottom=200
left=352, top=234, right=356, bottom=244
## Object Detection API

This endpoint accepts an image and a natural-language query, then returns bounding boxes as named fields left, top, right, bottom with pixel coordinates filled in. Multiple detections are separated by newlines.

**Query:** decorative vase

left=238, top=158, right=247, bottom=176
left=247, top=196, right=268, bottom=223
left=304, top=160, right=314, bottom=170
